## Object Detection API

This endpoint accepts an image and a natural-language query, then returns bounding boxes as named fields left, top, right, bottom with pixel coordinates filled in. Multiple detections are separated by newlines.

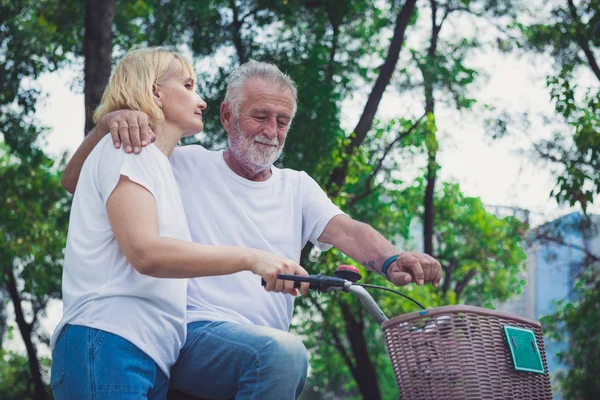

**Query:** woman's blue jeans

left=170, top=321, right=308, bottom=400
left=50, top=324, right=169, bottom=400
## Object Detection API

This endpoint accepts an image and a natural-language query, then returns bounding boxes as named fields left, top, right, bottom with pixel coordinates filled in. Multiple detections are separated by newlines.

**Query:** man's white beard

left=228, top=121, right=284, bottom=170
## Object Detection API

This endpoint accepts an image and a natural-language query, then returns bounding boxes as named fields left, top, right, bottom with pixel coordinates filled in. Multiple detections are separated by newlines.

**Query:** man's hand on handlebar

left=247, top=249, right=310, bottom=296
left=386, top=252, right=442, bottom=288
left=98, top=110, right=155, bottom=154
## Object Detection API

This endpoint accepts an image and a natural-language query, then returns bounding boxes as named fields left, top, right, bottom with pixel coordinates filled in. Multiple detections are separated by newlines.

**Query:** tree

left=518, top=2, right=600, bottom=397
left=0, top=141, right=70, bottom=400
left=544, top=276, right=600, bottom=400
left=531, top=212, right=600, bottom=399
left=0, top=3, right=81, bottom=397
left=520, top=0, right=600, bottom=211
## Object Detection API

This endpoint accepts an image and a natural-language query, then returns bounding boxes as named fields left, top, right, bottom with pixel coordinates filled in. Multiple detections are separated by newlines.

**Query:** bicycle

left=169, top=265, right=553, bottom=399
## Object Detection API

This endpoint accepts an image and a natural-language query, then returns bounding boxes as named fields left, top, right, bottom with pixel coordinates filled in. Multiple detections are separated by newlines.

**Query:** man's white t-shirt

left=170, top=145, right=344, bottom=331
left=51, top=135, right=190, bottom=377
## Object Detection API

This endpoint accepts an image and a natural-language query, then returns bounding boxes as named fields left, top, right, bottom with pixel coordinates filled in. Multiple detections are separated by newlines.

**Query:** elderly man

left=61, top=60, right=441, bottom=400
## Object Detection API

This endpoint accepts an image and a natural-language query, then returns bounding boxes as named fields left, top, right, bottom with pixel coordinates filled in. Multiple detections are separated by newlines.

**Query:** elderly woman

left=50, top=47, right=308, bottom=400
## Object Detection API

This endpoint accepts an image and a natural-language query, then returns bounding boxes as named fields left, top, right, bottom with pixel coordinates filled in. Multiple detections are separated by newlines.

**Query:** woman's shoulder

left=173, top=143, right=209, bottom=156
left=171, top=144, right=217, bottom=168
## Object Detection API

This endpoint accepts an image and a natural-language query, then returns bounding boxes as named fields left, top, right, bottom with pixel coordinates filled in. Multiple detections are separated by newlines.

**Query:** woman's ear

left=153, top=83, right=162, bottom=108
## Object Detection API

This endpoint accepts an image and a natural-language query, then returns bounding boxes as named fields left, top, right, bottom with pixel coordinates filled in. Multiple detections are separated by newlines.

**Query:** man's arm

left=318, top=214, right=442, bottom=287
left=62, top=111, right=155, bottom=194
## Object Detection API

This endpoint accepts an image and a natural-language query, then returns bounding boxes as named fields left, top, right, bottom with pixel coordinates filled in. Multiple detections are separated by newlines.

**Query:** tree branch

left=348, top=113, right=426, bottom=207
left=454, top=268, right=477, bottom=301
left=567, top=0, right=600, bottom=82
left=533, top=231, right=600, bottom=263
left=441, top=257, right=457, bottom=297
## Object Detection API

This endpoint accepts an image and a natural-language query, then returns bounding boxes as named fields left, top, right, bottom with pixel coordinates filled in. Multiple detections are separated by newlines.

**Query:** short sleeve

left=300, top=172, right=345, bottom=251
left=98, top=144, right=160, bottom=206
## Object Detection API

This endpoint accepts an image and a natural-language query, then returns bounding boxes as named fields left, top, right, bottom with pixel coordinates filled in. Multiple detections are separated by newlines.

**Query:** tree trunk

left=340, top=303, right=382, bottom=400
left=423, top=78, right=437, bottom=256
left=422, top=0, right=442, bottom=256
left=228, top=0, right=247, bottom=64
left=327, top=0, right=418, bottom=195
left=84, top=0, right=116, bottom=135
left=6, top=268, right=49, bottom=400
left=423, top=150, right=436, bottom=255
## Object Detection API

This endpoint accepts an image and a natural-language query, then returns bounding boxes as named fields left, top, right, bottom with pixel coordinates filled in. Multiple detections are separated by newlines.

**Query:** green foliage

left=0, top=348, right=52, bottom=399
left=519, top=0, right=600, bottom=211
left=0, top=0, right=80, bottom=156
left=152, top=0, right=391, bottom=177
left=434, top=182, right=526, bottom=305
left=520, top=4, right=599, bottom=394
left=0, top=350, right=38, bottom=399
left=285, top=1, right=528, bottom=397
left=0, top=140, right=69, bottom=299
left=543, top=72, right=600, bottom=211
left=296, top=118, right=526, bottom=397
left=0, top=139, right=69, bottom=397
left=541, top=274, right=600, bottom=400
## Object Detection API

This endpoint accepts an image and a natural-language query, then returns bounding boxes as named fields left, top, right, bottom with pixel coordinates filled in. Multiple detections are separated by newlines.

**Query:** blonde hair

left=94, top=47, right=196, bottom=123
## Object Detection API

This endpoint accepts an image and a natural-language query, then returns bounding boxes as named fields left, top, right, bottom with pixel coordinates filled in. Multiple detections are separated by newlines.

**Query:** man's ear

left=220, top=102, right=233, bottom=135
left=153, top=83, right=162, bottom=108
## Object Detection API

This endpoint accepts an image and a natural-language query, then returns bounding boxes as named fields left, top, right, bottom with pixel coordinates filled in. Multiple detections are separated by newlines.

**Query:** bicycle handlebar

left=261, top=273, right=389, bottom=323
left=261, top=271, right=427, bottom=312
left=260, top=274, right=349, bottom=292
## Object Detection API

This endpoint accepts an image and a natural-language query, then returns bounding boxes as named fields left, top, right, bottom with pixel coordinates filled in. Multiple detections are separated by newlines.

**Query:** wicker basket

left=381, top=305, right=553, bottom=400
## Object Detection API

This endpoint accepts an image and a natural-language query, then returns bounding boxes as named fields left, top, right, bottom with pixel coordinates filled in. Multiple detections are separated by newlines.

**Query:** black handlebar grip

left=260, top=277, right=302, bottom=288
left=260, top=274, right=346, bottom=291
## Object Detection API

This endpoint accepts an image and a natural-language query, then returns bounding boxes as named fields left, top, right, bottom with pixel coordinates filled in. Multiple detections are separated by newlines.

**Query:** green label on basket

left=503, top=325, right=545, bottom=374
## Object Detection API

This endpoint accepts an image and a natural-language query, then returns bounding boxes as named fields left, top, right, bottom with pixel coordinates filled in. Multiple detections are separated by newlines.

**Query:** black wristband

left=380, top=254, right=399, bottom=281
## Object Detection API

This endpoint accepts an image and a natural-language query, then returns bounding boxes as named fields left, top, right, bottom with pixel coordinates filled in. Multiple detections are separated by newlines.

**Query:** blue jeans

left=170, top=321, right=308, bottom=400
left=51, top=324, right=169, bottom=400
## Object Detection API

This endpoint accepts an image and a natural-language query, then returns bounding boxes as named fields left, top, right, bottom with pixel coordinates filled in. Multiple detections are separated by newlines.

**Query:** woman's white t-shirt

left=50, top=135, right=190, bottom=377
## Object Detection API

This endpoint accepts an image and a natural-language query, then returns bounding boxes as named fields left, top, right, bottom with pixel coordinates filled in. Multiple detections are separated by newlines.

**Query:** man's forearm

left=61, top=125, right=107, bottom=194
left=343, top=223, right=398, bottom=274
left=321, top=216, right=398, bottom=274
left=321, top=215, right=441, bottom=286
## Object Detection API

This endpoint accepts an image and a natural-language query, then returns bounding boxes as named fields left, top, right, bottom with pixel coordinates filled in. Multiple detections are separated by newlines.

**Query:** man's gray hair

left=224, top=60, right=298, bottom=118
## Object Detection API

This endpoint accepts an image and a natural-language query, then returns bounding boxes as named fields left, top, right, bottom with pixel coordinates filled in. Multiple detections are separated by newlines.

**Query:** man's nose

left=262, top=117, right=278, bottom=139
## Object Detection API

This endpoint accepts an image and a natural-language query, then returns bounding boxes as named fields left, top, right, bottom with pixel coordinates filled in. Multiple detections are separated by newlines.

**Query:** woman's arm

left=106, top=176, right=309, bottom=295
left=62, top=111, right=155, bottom=194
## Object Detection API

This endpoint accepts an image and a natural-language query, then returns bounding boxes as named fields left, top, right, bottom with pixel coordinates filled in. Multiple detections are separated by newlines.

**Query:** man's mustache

left=253, top=136, right=279, bottom=146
